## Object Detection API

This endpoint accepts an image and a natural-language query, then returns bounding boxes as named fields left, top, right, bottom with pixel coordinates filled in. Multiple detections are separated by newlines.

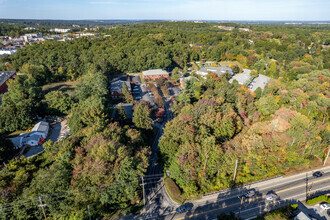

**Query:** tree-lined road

left=167, top=167, right=330, bottom=219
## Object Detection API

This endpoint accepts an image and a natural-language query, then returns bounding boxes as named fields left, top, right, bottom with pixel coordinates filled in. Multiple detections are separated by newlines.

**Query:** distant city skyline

left=0, top=0, right=329, bottom=21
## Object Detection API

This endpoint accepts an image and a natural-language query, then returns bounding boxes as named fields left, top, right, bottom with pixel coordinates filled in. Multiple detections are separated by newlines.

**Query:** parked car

left=265, top=192, right=277, bottom=200
left=244, top=190, right=256, bottom=198
left=176, top=203, right=193, bottom=213
left=313, top=171, right=323, bottom=178
left=320, top=202, right=330, bottom=210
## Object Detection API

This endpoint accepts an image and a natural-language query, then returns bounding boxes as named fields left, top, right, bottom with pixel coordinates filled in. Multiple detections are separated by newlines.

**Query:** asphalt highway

left=167, top=167, right=330, bottom=219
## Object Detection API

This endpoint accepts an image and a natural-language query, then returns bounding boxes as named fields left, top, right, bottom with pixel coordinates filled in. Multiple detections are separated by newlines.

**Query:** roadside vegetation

left=306, top=195, right=330, bottom=205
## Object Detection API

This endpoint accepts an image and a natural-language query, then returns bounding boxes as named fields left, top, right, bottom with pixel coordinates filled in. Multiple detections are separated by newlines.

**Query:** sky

left=0, top=0, right=329, bottom=21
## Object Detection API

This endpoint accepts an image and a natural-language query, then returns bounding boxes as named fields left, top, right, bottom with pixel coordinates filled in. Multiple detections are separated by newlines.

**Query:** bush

left=306, top=195, right=330, bottom=205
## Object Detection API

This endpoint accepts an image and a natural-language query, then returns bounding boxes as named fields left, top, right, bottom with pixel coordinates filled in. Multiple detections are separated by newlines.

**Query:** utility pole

left=87, top=205, right=91, bottom=220
left=233, top=159, right=238, bottom=182
left=238, top=195, right=244, bottom=217
left=38, top=196, right=47, bottom=220
left=324, top=148, right=330, bottom=166
left=305, top=173, right=308, bottom=201
left=141, top=176, right=146, bottom=205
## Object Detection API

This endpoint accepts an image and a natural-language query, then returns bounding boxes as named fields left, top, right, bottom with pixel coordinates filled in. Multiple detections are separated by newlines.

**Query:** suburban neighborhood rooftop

left=0, top=71, right=16, bottom=86
left=142, top=69, right=168, bottom=76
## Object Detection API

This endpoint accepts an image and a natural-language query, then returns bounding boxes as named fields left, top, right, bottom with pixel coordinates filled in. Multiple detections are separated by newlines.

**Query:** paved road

left=135, top=96, right=178, bottom=220
left=165, top=167, right=330, bottom=219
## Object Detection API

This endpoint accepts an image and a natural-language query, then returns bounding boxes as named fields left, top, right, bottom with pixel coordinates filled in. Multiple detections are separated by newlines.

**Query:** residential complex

left=142, top=69, right=169, bottom=81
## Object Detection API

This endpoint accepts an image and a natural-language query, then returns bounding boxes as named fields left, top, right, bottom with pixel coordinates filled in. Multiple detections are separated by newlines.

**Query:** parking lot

left=132, top=82, right=155, bottom=105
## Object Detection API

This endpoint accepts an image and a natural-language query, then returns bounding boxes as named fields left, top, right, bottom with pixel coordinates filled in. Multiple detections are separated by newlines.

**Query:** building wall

left=111, top=91, right=122, bottom=99
left=30, top=131, right=47, bottom=139
left=143, top=74, right=169, bottom=81
left=0, top=83, right=8, bottom=94
left=27, top=140, right=38, bottom=146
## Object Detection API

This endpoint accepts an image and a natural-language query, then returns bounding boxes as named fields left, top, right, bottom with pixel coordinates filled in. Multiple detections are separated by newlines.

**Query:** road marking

left=275, top=176, right=330, bottom=194
left=256, top=171, right=330, bottom=192
left=175, top=177, right=330, bottom=220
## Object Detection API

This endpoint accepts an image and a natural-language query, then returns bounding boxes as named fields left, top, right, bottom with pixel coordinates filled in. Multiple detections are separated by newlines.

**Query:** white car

left=265, top=192, right=277, bottom=200
left=320, top=202, right=330, bottom=210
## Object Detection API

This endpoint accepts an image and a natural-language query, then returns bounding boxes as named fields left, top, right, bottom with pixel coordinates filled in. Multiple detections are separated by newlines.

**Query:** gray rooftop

left=0, top=71, right=15, bottom=87
left=142, top=69, right=169, bottom=76
left=229, top=73, right=270, bottom=91
left=229, top=73, right=251, bottom=85
left=111, top=103, right=134, bottom=119
left=110, top=80, right=131, bottom=92
left=197, top=66, right=232, bottom=77
left=250, top=74, right=270, bottom=91
left=31, top=121, right=49, bottom=133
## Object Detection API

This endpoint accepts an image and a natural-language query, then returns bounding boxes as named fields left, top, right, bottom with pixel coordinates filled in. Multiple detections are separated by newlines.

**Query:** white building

left=0, top=49, right=17, bottom=55
left=10, top=121, right=50, bottom=148
left=30, top=121, right=49, bottom=139
left=50, top=28, right=71, bottom=33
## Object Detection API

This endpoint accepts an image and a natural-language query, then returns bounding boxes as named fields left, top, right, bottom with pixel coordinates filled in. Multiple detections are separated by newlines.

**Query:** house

left=0, top=71, right=16, bottom=94
left=10, top=121, right=49, bottom=148
left=238, top=28, right=252, bottom=32
left=110, top=76, right=131, bottom=99
left=196, top=66, right=233, bottom=78
left=218, top=26, right=235, bottom=31
left=50, top=28, right=71, bottom=33
left=142, top=69, right=169, bottom=81
left=30, top=121, right=49, bottom=139
left=294, top=211, right=313, bottom=220
left=111, top=103, right=134, bottom=119
left=0, top=49, right=17, bottom=56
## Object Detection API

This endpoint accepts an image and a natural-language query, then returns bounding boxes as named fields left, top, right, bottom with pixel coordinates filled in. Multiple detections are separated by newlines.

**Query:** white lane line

left=237, top=183, right=330, bottom=216
left=255, top=171, right=330, bottom=192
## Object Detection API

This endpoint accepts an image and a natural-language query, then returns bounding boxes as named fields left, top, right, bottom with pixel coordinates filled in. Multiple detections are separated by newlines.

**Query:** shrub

left=306, top=195, right=330, bottom=205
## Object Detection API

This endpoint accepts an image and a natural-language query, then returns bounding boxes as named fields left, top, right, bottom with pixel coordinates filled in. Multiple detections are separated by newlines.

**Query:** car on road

left=320, top=202, right=330, bottom=210
left=244, top=189, right=256, bottom=198
left=176, top=203, right=193, bottom=213
left=265, top=192, right=277, bottom=200
left=313, top=171, right=323, bottom=178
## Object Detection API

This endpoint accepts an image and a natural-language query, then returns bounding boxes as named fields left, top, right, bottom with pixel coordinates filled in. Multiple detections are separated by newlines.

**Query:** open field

left=42, top=81, right=79, bottom=94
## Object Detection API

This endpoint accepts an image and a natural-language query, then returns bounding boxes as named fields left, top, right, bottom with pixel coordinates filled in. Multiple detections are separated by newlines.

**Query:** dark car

left=176, top=203, right=193, bottom=213
left=244, top=189, right=256, bottom=198
left=313, top=171, right=323, bottom=178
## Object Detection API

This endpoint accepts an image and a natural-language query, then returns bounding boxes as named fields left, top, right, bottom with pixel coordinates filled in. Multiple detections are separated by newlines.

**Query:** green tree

left=44, top=91, right=73, bottom=115
left=132, top=102, right=153, bottom=130
left=255, top=87, right=262, bottom=99
left=256, top=95, right=279, bottom=116
left=121, top=82, right=134, bottom=103
left=171, top=67, right=181, bottom=83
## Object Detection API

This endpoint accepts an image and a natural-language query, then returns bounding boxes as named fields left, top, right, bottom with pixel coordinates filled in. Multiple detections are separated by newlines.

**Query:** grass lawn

left=7, top=130, right=25, bottom=137
left=42, top=81, right=79, bottom=94
left=164, top=177, right=185, bottom=204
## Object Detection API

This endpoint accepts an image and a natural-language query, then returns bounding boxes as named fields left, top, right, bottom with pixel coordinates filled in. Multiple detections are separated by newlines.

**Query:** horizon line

left=1, top=18, right=330, bottom=22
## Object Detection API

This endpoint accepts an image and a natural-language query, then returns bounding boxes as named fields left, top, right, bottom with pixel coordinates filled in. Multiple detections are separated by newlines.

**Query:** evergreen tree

left=132, top=103, right=153, bottom=130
